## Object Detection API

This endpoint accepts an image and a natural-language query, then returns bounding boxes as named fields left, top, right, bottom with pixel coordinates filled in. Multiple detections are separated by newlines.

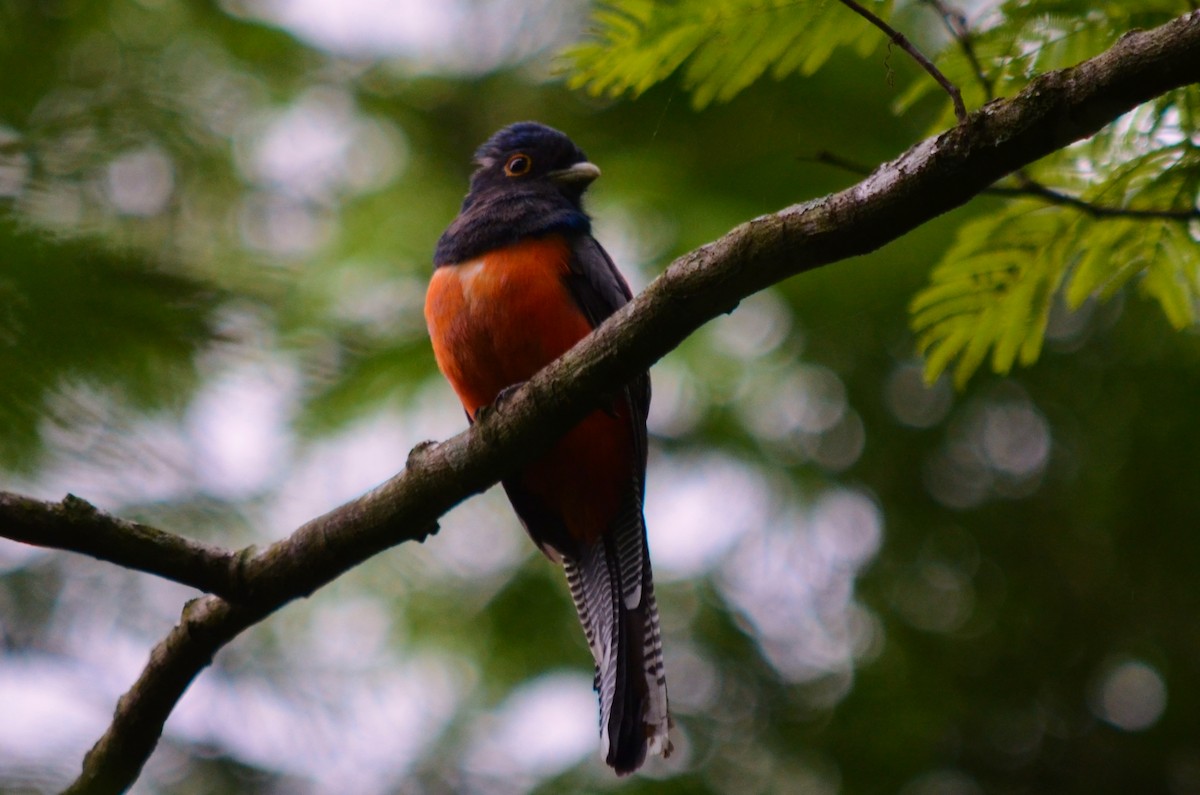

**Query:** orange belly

left=424, top=236, right=633, bottom=544
left=425, top=237, right=592, bottom=413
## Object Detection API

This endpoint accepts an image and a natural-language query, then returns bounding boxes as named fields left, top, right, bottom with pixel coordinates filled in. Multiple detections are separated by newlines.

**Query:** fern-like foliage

left=897, top=0, right=1192, bottom=129
left=913, top=134, right=1200, bottom=386
left=911, top=203, right=1068, bottom=388
left=567, top=0, right=1200, bottom=386
left=565, top=0, right=888, bottom=108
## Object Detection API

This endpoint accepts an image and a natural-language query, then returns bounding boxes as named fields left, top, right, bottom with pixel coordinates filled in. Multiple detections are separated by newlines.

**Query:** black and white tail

left=563, top=506, right=671, bottom=774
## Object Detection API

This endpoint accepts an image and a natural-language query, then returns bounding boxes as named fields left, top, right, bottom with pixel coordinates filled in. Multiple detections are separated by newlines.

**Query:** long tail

left=564, top=518, right=671, bottom=774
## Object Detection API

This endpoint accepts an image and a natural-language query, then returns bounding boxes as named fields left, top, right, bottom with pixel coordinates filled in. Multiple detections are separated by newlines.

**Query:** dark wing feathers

left=563, top=233, right=634, bottom=321
left=565, top=233, right=651, bottom=474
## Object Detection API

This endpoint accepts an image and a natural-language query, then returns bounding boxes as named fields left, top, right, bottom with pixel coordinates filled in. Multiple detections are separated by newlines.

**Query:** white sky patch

left=249, top=0, right=463, bottom=59
left=0, top=655, right=115, bottom=788
left=248, top=89, right=359, bottom=200
left=328, top=271, right=428, bottom=338
left=590, top=200, right=677, bottom=294
left=305, top=597, right=394, bottom=670
left=719, top=489, right=883, bottom=683
left=237, top=191, right=334, bottom=256
left=421, top=486, right=528, bottom=581
left=7, top=384, right=201, bottom=508
left=185, top=358, right=298, bottom=501
left=885, top=362, right=954, bottom=429
left=0, top=537, right=46, bottom=573
left=238, top=87, right=406, bottom=203
left=979, top=400, right=1050, bottom=478
left=241, top=0, right=580, bottom=72
left=0, top=618, right=180, bottom=788
left=265, top=404, right=441, bottom=536
left=463, top=672, right=598, bottom=784
left=811, top=489, right=884, bottom=571
left=737, top=364, right=848, bottom=442
left=644, top=453, right=770, bottom=580
left=167, top=653, right=464, bottom=794
left=645, top=358, right=705, bottom=438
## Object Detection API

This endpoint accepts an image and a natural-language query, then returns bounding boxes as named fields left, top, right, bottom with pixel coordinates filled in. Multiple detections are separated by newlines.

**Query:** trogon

left=424, top=122, right=671, bottom=774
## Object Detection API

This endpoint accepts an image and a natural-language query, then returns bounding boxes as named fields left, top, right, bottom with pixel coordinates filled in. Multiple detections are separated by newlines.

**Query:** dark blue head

left=435, top=122, right=600, bottom=265
left=466, top=121, right=600, bottom=208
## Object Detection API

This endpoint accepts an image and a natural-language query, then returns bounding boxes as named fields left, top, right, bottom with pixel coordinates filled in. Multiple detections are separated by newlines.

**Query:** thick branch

left=0, top=492, right=250, bottom=598
left=59, top=11, right=1200, bottom=793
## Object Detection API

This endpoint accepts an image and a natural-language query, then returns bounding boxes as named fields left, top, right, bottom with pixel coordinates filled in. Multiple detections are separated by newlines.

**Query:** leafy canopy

left=566, top=0, right=1200, bottom=385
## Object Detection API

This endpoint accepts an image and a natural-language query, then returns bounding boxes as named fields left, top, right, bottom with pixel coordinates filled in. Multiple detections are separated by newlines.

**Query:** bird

left=424, top=122, right=671, bottom=774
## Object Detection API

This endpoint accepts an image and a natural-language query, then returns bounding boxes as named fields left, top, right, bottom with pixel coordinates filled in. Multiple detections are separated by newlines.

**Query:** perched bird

left=424, top=122, right=670, bottom=774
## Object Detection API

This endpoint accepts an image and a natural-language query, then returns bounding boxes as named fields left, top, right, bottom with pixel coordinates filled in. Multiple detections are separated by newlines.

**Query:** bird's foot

left=475, top=381, right=526, bottom=423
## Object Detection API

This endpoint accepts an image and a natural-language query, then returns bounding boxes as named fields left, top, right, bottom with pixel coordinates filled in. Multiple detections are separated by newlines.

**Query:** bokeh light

left=719, top=489, right=882, bottom=684
left=1091, top=659, right=1168, bottom=732
left=463, top=672, right=598, bottom=786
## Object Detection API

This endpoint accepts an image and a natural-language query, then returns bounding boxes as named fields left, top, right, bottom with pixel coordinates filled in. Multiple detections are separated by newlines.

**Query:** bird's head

left=467, top=122, right=600, bottom=207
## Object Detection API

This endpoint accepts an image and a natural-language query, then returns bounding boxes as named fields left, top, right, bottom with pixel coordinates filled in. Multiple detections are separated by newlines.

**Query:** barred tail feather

left=641, top=581, right=670, bottom=758
left=564, top=522, right=671, bottom=775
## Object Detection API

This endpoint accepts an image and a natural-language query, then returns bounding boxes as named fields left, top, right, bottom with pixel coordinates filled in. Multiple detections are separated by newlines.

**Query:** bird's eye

left=504, top=153, right=532, bottom=176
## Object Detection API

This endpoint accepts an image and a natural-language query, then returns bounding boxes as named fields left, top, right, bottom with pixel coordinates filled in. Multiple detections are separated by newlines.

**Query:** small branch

left=998, top=174, right=1200, bottom=220
left=55, top=464, right=445, bottom=794
left=923, top=0, right=994, bottom=100
left=0, top=492, right=252, bottom=600
left=805, top=150, right=876, bottom=176
left=807, top=151, right=1200, bottom=221
left=838, top=0, right=968, bottom=123
left=62, top=597, right=265, bottom=795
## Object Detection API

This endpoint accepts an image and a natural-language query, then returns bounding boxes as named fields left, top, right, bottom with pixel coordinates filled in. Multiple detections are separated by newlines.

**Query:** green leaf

left=911, top=205, right=1071, bottom=387
left=1139, top=223, right=1199, bottom=328
left=564, top=0, right=884, bottom=109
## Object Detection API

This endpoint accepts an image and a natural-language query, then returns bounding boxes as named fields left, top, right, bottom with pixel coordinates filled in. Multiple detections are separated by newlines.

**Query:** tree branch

left=838, top=0, right=969, bottom=122
left=807, top=151, right=1200, bottom=220
left=62, top=598, right=263, bottom=795
left=0, top=491, right=251, bottom=599
left=44, top=11, right=1200, bottom=793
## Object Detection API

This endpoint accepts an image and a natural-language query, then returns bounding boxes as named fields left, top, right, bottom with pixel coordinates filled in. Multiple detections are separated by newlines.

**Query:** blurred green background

left=2, top=1, right=1199, bottom=793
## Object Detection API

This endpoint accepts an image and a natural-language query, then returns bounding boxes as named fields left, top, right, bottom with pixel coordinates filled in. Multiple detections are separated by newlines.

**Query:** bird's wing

left=563, top=233, right=650, bottom=472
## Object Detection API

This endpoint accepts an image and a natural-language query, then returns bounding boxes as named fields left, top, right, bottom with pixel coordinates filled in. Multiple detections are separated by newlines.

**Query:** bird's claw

left=475, top=381, right=526, bottom=423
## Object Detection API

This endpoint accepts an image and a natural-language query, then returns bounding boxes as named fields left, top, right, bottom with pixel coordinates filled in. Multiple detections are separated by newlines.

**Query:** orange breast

left=424, top=235, right=634, bottom=545
left=425, top=236, right=593, bottom=415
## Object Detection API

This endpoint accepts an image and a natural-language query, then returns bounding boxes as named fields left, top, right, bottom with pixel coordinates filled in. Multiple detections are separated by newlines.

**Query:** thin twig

left=806, top=150, right=876, bottom=176
left=806, top=151, right=1200, bottom=221
left=999, top=175, right=1200, bottom=220
left=923, top=0, right=994, bottom=100
left=837, top=0, right=969, bottom=123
